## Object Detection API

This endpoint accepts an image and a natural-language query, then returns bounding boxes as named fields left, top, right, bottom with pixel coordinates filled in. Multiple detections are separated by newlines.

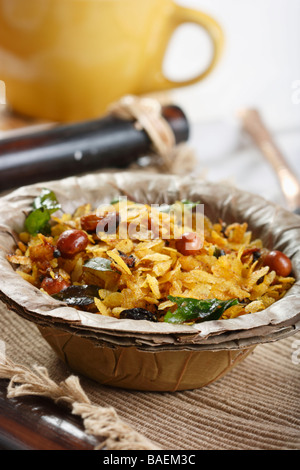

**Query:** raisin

left=118, top=250, right=135, bottom=268
left=252, top=250, right=261, bottom=262
left=53, top=248, right=61, bottom=258
left=213, top=247, right=226, bottom=258
left=119, top=308, right=158, bottom=322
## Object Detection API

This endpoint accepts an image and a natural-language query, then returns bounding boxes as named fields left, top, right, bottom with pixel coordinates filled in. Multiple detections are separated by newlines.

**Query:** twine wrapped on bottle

left=108, top=94, right=197, bottom=174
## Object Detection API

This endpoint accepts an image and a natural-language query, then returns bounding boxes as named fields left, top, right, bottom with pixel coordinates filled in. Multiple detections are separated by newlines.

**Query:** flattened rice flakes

left=7, top=198, right=295, bottom=324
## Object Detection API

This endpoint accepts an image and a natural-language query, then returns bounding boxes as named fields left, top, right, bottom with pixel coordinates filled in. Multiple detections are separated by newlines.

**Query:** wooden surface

left=0, top=379, right=103, bottom=450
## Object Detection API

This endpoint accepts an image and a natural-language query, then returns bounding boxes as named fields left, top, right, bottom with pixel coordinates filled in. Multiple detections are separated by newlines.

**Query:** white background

left=165, top=0, right=300, bottom=208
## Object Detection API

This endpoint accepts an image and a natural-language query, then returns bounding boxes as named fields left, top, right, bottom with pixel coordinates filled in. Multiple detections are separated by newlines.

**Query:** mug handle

left=140, top=5, right=224, bottom=92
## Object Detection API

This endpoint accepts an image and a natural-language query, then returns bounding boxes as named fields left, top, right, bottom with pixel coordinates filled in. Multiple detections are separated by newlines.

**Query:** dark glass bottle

left=0, top=105, right=189, bottom=191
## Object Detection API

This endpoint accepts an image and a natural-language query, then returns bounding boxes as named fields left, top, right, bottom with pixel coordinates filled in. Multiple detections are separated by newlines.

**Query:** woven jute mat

left=1, top=299, right=299, bottom=450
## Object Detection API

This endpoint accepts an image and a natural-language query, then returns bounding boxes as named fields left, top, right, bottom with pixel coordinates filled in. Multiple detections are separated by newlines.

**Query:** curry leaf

left=83, top=257, right=114, bottom=272
left=181, top=199, right=201, bottom=208
left=24, top=208, right=51, bottom=235
left=33, top=188, right=61, bottom=213
left=25, top=188, right=61, bottom=234
left=164, top=296, right=239, bottom=324
left=52, top=285, right=100, bottom=311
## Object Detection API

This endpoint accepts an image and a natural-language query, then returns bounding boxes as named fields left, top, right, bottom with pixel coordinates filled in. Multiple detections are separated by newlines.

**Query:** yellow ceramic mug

left=0, top=0, right=223, bottom=122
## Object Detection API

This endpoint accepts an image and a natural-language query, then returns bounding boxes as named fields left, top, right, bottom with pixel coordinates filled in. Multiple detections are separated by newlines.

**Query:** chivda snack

left=7, top=188, right=295, bottom=324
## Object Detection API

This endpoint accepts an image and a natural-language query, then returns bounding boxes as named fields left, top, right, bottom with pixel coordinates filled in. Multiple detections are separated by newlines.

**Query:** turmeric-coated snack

left=7, top=189, right=295, bottom=324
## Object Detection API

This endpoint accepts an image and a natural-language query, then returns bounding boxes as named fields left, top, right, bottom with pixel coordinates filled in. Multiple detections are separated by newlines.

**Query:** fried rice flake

left=7, top=199, right=295, bottom=323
